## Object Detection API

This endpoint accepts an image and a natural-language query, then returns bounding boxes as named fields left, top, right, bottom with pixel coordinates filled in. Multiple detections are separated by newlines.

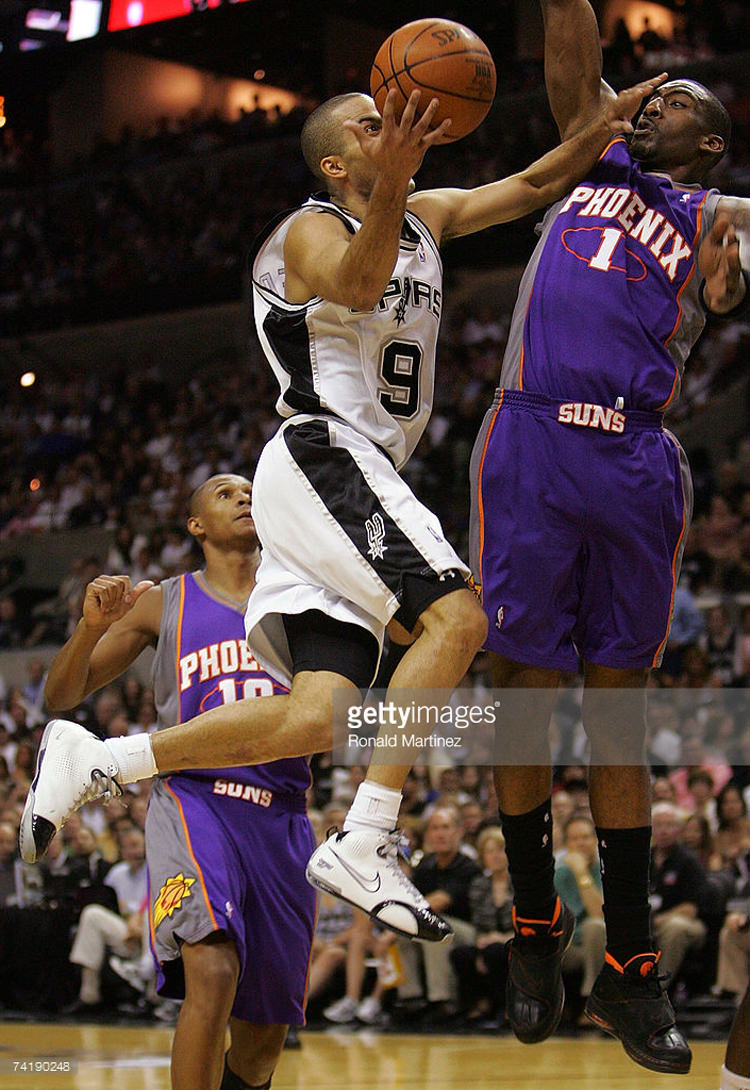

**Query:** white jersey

left=251, top=195, right=443, bottom=471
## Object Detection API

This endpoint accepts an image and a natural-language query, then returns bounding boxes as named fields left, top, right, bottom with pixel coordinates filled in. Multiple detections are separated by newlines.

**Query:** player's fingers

left=128, top=580, right=155, bottom=604
left=380, top=88, right=398, bottom=126
left=399, top=89, right=422, bottom=129
left=89, top=574, right=129, bottom=603
left=422, top=117, right=452, bottom=145
left=412, top=96, right=440, bottom=136
left=711, top=215, right=732, bottom=243
left=643, top=72, right=668, bottom=92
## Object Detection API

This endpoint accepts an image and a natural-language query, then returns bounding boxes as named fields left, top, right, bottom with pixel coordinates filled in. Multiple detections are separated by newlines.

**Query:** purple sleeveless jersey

left=468, top=140, right=716, bottom=670
left=501, top=137, right=718, bottom=408
left=160, top=572, right=311, bottom=793
left=147, top=573, right=315, bottom=1024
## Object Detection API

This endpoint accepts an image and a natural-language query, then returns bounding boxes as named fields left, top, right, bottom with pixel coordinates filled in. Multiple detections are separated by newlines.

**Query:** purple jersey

left=500, top=138, right=720, bottom=410
left=153, top=572, right=310, bottom=794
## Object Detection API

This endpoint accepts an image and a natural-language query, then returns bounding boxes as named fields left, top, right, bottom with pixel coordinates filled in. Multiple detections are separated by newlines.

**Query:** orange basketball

left=370, top=19, right=496, bottom=143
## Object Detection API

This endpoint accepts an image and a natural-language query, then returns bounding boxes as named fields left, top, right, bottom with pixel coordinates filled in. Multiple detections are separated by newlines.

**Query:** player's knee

left=185, top=947, right=240, bottom=1004
left=430, top=590, right=488, bottom=655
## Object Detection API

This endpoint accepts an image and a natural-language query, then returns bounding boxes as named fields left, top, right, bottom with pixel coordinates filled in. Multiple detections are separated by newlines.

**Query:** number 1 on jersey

left=589, top=227, right=622, bottom=271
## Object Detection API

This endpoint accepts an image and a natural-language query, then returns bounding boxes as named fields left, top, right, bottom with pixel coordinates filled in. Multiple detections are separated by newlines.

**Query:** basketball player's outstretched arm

left=45, top=575, right=159, bottom=710
left=283, top=90, right=449, bottom=311
left=411, top=74, right=665, bottom=243
left=539, top=0, right=615, bottom=139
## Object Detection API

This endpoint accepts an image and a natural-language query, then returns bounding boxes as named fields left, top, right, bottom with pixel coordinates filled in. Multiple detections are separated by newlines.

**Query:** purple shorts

left=146, top=774, right=316, bottom=1024
left=470, top=389, right=692, bottom=671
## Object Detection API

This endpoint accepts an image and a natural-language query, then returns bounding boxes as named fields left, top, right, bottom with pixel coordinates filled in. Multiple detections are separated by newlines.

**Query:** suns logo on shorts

left=153, top=873, right=196, bottom=929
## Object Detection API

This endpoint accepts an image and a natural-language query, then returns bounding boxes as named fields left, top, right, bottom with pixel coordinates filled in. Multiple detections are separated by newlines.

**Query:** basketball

left=370, top=19, right=496, bottom=143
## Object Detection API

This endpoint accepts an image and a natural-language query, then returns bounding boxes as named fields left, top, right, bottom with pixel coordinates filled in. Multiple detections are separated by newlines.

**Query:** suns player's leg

left=582, top=661, right=690, bottom=1074
left=173, top=934, right=239, bottom=1090
left=223, top=1020, right=288, bottom=1090
left=488, top=652, right=576, bottom=1044
left=491, top=653, right=560, bottom=913
left=581, top=661, right=652, bottom=963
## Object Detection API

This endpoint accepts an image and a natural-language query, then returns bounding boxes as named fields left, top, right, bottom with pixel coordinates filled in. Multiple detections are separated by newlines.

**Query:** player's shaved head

left=300, top=94, right=365, bottom=181
left=660, top=80, right=730, bottom=148
left=189, top=474, right=251, bottom=518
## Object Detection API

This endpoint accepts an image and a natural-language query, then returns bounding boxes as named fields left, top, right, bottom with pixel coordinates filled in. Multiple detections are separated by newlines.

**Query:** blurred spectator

left=715, top=848, right=750, bottom=999
left=700, top=604, right=740, bottom=686
left=65, top=826, right=148, bottom=1015
left=715, top=783, right=750, bottom=865
left=450, top=826, right=513, bottom=1025
left=556, top=815, right=605, bottom=1002
left=661, top=583, right=705, bottom=679
left=550, top=789, right=575, bottom=854
left=395, top=806, right=480, bottom=1021
left=650, top=803, right=708, bottom=987
left=680, top=812, right=719, bottom=871
left=686, top=768, right=719, bottom=830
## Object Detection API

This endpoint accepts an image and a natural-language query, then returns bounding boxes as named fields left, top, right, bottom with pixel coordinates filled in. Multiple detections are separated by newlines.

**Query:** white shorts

left=245, top=415, right=469, bottom=686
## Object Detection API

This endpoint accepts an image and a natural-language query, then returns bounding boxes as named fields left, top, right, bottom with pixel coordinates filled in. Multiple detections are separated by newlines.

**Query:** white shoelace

left=74, top=768, right=123, bottom=810
left=378, top=830, right=430, bottom=906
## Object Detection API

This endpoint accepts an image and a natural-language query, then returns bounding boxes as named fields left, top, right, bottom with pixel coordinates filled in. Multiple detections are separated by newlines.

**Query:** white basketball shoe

left=306, top=828, right=453, bottom=943
left=20, top=719, right=122, bottom=863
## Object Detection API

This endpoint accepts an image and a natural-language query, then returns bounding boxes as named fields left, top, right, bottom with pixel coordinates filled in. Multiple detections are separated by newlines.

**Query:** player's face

left=335, top=95, right=382, bottom=192
left=335, top=95, right=417, bottom=198
left=201, top=475, right=256, bottom=547
left=629, top=83, right=717, bottom=173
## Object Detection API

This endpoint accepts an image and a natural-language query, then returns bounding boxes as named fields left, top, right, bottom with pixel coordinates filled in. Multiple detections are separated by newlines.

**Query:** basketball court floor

left=0, top=1024, right=727, bottom=1089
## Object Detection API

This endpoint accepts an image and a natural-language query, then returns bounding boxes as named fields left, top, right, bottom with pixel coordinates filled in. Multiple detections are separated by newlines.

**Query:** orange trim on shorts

left=299, top=891, right=320, bottom=1024
left=657, top=191, right=710, bottom=411
left=476, top=390, right=504, bottom=599
left=161, top=777, right=219, bottom=932
left=651, top=433, right=688, bottom=668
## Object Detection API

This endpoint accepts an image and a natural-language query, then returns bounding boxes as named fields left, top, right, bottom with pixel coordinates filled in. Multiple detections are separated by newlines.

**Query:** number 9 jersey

left=251, top=196, right=443, bottom=472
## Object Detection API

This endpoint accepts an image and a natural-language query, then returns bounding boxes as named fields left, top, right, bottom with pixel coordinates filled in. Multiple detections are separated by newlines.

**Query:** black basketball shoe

left=505, top=896, right=576, bottom=1044
left=585, top=952, right=692, bottom=1074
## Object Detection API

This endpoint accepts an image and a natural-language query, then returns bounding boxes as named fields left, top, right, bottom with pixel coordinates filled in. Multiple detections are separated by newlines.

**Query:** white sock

left=722, top=1065, right=750, bottom=1090
left=105, top=734, right=157, bottom=785
left=80, top=967, right=100, bottom=1005
left=343, top=781, right=402, bottom=832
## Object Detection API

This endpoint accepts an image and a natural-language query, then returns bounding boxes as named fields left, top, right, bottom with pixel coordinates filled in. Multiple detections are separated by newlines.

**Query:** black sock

left=500, top=798, right=556, bottom=922
left=597, top=825, right=653, bottom=966
left=220, top=1058, right=272, bottom=1090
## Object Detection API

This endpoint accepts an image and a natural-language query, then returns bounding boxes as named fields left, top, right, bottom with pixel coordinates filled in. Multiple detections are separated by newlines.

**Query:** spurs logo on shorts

left=365, top=512, right=388, bottom=560
left=557, top=402, right=626, bottom=433
left=153, top=873, right=196, bottom=928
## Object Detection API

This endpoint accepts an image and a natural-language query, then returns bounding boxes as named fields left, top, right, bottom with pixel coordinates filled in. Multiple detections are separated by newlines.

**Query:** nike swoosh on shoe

left=328, top=848, right=382, bottom=893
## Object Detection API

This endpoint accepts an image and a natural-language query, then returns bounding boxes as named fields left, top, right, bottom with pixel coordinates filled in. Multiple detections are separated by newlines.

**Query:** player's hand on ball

left=605, top=72, right=668, bottom=135
left=83, top=574, right=154, bottom=632
left=344, top=89, right=451, bottom=184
